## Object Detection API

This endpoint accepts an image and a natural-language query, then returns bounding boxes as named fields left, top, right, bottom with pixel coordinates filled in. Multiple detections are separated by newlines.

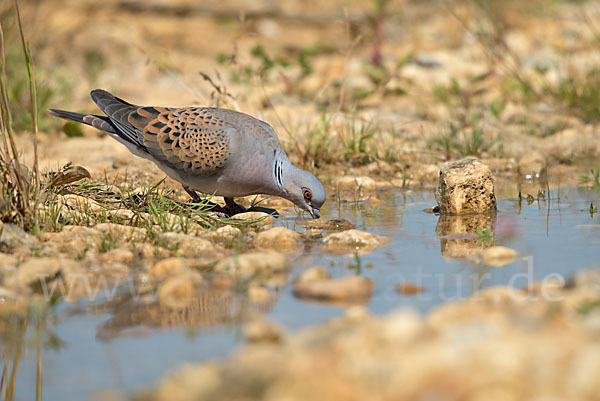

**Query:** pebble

left=295, top=267, right=331, bottom=284
left=293, top=275, right=374, bottom=303
left=99, top=248, right=134, bottom=264
left=94, top=223, right=147, bottom=242
left=0, top=222, right=40, bottom=250
left=245, top=318, right=285, bottom=343
left=205, top=225, right=242, bottom=244
left=322, top=229, right=389, bottom=255
left=4, top=257, right=74, bottom=290
left=396, top=282, right=425, bottom=295
left=151, top=257, right=189, bottom=276
left=247, top=285, right=271, bottom=302
left=254, top=227, right=300, bottom=252
left=230, top=212, right=275, bottom=226
left=214, top=251, right=289, bottom=277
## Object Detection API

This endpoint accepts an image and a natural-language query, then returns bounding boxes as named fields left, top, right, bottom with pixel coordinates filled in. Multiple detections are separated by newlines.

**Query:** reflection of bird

left=94, top=287, right=282, bottom=342
left=50, top=90, right=325, bottom=218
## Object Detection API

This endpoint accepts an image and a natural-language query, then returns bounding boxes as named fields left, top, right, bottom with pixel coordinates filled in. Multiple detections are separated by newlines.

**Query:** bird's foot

left=223, top=197, right=247, bottom=216
left=246, top=206, right=280, bottom=218
left=183, top=186, right=202, bottom=203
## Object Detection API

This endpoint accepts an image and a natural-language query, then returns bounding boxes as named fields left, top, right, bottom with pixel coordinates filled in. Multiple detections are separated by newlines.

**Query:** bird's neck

left=268, top=157, right=298, bottom=199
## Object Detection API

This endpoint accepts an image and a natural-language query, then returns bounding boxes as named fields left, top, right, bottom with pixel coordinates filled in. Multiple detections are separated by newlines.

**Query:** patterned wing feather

left=129, top=107, right=232, bottom=175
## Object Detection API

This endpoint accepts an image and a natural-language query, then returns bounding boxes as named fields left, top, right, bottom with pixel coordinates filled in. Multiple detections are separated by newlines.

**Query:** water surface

left=6, top=184, right=600, bottom=400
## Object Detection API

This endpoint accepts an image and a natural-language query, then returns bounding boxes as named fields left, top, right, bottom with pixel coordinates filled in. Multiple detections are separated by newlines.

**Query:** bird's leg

left=183, top=185, right=202, bottom=203
left=183, top=185, right=231, bottom=215
left=224, top=197, right=247, bottom=215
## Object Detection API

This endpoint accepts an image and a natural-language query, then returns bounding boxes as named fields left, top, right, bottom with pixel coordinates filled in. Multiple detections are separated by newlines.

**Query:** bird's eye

left=303, top=189, right=312, bottom=201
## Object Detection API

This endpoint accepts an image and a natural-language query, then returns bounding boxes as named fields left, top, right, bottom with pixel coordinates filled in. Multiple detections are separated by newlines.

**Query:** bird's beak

left=310, top=207, right=320, bottom=219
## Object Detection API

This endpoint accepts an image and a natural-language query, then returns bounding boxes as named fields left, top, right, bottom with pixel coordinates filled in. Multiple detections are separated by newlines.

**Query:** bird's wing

left=91, top=90, right=233, bottom=176
left=130, top=106, right=233, bottom=175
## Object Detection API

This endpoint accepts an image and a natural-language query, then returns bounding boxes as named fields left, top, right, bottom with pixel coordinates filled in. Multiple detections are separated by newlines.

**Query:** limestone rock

left=151, top=257, right=189, bottom=276
left=245, top=318, right=285, bottom=343
left=94, top=223, right=147, bottom=242
left=42, top=226, right=102, bottom=257
left=322, top=229, right=388, bottom=255
left=293, top=275, right=374, bottom=303
left=435, top=157, right=497, bottom=214
left=157, top=233, right=219, bottom=261
left=296, top=267, right=331, bottom=284
left=4, top=257, right=78, bottom=290
left=99, top=248, right=134, bottom=264
left=230, top=212, right=275, bottom=226
left=0, top=223, right=39, bottom=250
left=396, top=282, right=425, bottom=295
left=214, top=252, right=289, bottom=277
left=205, top=225, right=242, bottom=244
left=254, top=227, right=300, bottom=253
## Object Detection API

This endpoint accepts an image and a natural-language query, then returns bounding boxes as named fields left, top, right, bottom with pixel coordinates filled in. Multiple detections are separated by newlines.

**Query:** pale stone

left=94, top=223, right=147, bottom=242
left=151, top=257, right=189, bottom=276
left=322, top=229, right=388, bottom=255
left=396, top=282, right=425, bottom=295
left=4, top=257, right=78, bottom=289
left=254, top=227, right=300, bottom=252
left=247, top=285, right=271, bottom=302
left=215, top=252, right=289, bottom=277
left=0, top=222, right=39, bottom=250
left=245, top=318, right=285, bottom=343
left=230, top=212, right=275, bottom=226
left=99, top=248, right=134, bottom=264
left=293, top=275, right=374, bottom=303
left=295, top=267, right=331, bottom=284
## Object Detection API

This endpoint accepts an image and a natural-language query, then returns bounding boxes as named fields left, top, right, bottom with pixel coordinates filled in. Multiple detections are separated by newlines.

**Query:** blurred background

left=3, top=0, right=599, bottom=182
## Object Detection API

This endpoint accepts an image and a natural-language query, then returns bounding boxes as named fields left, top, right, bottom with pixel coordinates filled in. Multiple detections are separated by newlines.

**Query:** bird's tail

left=49, top=109, right=117, bottom=134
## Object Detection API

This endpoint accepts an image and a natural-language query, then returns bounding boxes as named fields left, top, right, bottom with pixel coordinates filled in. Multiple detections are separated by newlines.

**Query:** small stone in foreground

left=293, top=275, right=374, bottom=303
left=396, top=282, right=425, bottom=295
left=245, top=318, right=285, bottom=343
left=214, top=251, right=289, bottom=277
left=435, top=157, right=497, bottom=214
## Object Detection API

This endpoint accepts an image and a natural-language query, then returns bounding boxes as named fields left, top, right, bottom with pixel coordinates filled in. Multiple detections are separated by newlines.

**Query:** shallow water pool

left=6, top=184, right=600, bottom=400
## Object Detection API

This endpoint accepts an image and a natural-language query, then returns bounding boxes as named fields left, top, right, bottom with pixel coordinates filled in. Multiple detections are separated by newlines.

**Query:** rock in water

left=435, top=158, right=497, bottom=214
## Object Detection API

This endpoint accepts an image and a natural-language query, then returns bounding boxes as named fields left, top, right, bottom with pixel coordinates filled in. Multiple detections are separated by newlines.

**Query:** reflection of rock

left=435, top=158, right=497, bottom=214
left=480, top=246, right=518, bottom=267
left=436, top=213, right=496, bottom=260
left=157, top=272, right=203, bottom=309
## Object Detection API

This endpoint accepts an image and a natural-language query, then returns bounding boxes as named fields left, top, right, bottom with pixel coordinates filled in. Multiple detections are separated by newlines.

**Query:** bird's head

left=282, top=167, right=326, bottom=219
